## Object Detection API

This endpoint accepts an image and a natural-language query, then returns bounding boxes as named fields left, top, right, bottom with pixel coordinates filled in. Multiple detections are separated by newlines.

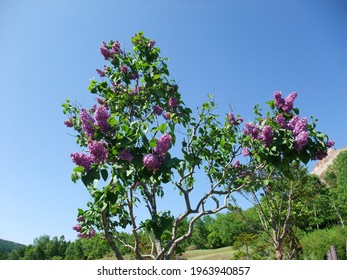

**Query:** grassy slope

left=183, top=246, right=235, bottom=260
left=103, top=246, right=236, bottom=260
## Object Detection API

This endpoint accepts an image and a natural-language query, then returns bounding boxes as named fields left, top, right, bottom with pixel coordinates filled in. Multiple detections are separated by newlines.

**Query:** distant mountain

left=0, top=238, right=26, bottom=253
left=311, top=146, right=347, bottom=179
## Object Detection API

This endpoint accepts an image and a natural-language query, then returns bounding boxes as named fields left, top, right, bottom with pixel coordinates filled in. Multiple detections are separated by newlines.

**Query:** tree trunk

left=332, top=200, right=345, bottom=228
left=274, top=243, right=282, bottom=260
left=326, top=245, right=338, bottom=260
left=273, top=231, right=282, bottom=260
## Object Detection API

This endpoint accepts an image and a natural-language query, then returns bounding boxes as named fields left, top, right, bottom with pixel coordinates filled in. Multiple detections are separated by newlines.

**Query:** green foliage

left=21, top=235, right=69, bottom=260
left=191, top=210, right=262, bottom=250
left=65, top=234, right=110, bottom=260
left=324, top=150, right=347, bottom=226
left=301, top=226, right=347, bottom=260
left=232, top=233, right=272, bottom=260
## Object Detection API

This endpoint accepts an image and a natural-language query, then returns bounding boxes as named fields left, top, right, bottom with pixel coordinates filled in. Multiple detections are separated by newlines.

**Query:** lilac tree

left=62, top=32, right=332, bottom=259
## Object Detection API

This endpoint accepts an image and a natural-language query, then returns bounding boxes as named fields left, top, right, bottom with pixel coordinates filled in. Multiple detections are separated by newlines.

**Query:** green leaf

left=108, top=117, right=117, bottom=127
left=73, top=166, right=85, bottom=173
left=153, top=74, right=161, bottom=80
left=101, top=169, right=108, bottom=181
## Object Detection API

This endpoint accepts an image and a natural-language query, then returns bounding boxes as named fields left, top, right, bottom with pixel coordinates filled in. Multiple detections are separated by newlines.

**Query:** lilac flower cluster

left=243, top=122, right=260, bottom=139
left=143, top=134, right=172, bottom=171
left=112, top=41, right=122, bottom=54
left=71, top=152, right=94, bottom=171
left=118, top=149, right=134, bottom=162
left=81, top=109, right=96, bottom=138
left=149, top=39, right=156, bottom=48
left=80, top=105, right=111, bottom=137
left=313, top=150, right=328, bottom=160
left=275, top=114, right=287, bottom=128
left=71, top=141, right=108, bottom=171
left=168, top=97, right=178, bottom=108
left=228, top=112, right=243, bottom=125
left=153, top=105, right=164, bottom=115
left=143, top=153, right=163, bottom=171
left=326, top=140, right=335, bottom=148
left=64, top=117, right=74, bottom=128
left=154, top=134, right=172, bottom=155
left=274, top=91, right=297, bottom=113
left=88, top=141, right=108, bottom=164
left=100, top=41, right=122, bottom=60
left=72, top=224, right=82, bottom=232
left=120, top=65, right=129, bottom=74
left=259, top=125, right=274, bottom=147
left=294, top=131, right=309, bottom=152
left=100, top=42, right=112, bottom=60
left=94, top=105, right=111, bottom=133
left=72, top=223, right=95, bottom=238
left=96, top=68, right=105, bottom=77
left=285, top=115, right=309, bottom=151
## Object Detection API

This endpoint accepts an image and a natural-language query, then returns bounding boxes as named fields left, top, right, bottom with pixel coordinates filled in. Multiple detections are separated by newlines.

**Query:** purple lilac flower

left=274, top=91, right=285, bottom=109
left=77, top=216, right=85, bottom=222
left=153, top=105, right=164, bottom=115
left=90, top=104, right=97, bottom=113
left=294, top=131, right=309, bottom=151
left=149, top=40, right=156, bottom=48
left=100, top=42, right=112, bottom=60
left=168, top=97, right=178, bottom=108
left=234, top=160, right=240, bottom=168
left=154, top=134, right=172, bottom=155
left=88, top=141, right=108, bottom=164
left=287, top=115, right=300, bottom=131
left=96, top=68, right=105, bottom=77
left=81, top=109, right=95, bottom=138
left=88, top=229, right=96, bottom=238
left=275, top=114, right=287, bottom=128
left=164, top=112, right=171, bottom=120
left=71, top=152, right=94, bottom=171
left=313, top=150, right=328, bottom=160
left=242, top=147, right=250, bottom=156
left=143, top=153, right=162, bottom=171
left=94, top=105, right=110, bottom=133
left=112, top=41, right=122, bottom=54
left=228, top=112, right=236, bottom=125
left=260, top=125, right=274, bottom=147
left=130, top=72, right=139, bottom=80
left=118, top=149, right=134, bottom=162
left=283, top=92, right=297, bottom=113
left=120, top=65, right=129, bottom=74
left=72, top=224, right=82, bottom=232
left=64, top=117, right=73, bottom=128
left=326, top=140, right=335, bottom=148
left=130, top=86, right=140, bottom=97
left=96, top=98, right=107, bottom=106
left=293, top=117, right=307, bottom=136
left=243, top=122, right=260, bottom=139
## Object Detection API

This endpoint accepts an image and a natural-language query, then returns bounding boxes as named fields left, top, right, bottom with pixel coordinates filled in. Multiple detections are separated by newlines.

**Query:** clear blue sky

left=1, top=0, right=346, bottom=245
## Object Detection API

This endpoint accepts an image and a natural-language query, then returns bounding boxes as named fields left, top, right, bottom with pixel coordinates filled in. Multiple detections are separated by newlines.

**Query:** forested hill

left=0, top=239, right=26, bottom=253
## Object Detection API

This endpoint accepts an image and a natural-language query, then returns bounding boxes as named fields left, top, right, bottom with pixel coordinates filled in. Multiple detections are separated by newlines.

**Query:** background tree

left=62, top=32, right=333, bottom=260
left=324, top=150, right=347, bottom=227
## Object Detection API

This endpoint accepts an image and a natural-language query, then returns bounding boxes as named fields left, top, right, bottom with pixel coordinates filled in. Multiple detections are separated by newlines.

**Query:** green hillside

left=0, top=238, right=26, bottom=253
